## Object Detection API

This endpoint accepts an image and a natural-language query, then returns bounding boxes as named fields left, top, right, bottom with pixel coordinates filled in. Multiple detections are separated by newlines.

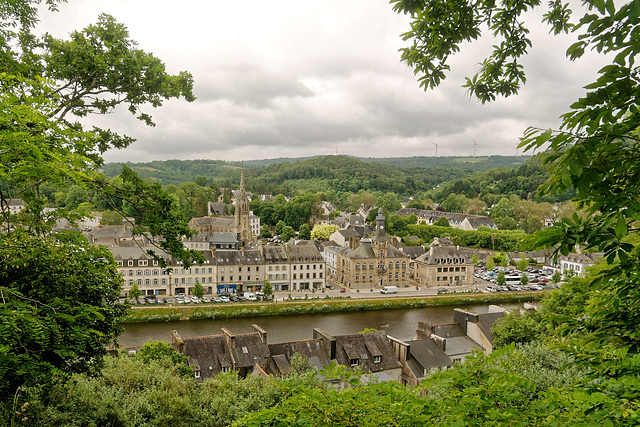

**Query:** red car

left=340, top=288, right=346, bottom=293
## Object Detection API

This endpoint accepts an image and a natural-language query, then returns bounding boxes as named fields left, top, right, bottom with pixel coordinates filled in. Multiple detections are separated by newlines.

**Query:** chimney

left=313, top=328, right=336, bottom=360
left=171, top=330, right=184, bottom=353
left=222, top=327, right=235, bottom=349
left=433, top=335, right=446, bottom=351
left=252, top=324, right=267, bottom=344
left=349, top=236, right=360, bottom=249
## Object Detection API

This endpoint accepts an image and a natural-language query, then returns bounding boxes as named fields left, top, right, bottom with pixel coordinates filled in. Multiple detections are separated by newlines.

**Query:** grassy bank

left=120, top=292, right=543, bottom=323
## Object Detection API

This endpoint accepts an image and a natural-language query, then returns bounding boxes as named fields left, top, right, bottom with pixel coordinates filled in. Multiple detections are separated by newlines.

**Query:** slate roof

left=110, top=245, right=170, bottom=261
left=215, top=249, right=263, bottom=266
left=268, top=339, right=331, bottom=375
left=333, top=331, right=402, bottom=373
left=462, top=216, right=498, bottom=229
left=230, top=332, right=270, bottom=368
left=402, top=246, right=426, bottom=260
left=406, top=338, right=452, bottom=377
left=188, top=216, right=235, bottom=230
left=342, top=239, right=408, bottom=260
left=346, top=224, right=374, bottom=237
left=288, top=245, right=325, bottom=263
left=395, top=208, right=496, bottom=229
left=179, top=334, right=232, bottom=380
left=415, top=242, right=472, bottom=265
left=476, top=312, right=506, bottom=345
left=262, top=246, right=289, bottom=263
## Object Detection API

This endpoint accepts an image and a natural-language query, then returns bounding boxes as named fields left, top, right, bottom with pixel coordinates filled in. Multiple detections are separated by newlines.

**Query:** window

left=402, top=261, right=406, bottom=268
left=356, top=275, right=359, bottom=281
left=221, top=366, right=231, bottom=373
left=139, top=260, right=148, bottom=266
left=373, top=355, right=381, bottom=363
left=194, top=369, right=201, bottom=379
left=117, top=261, right=123, bottom=266
left=350, top=358, right=359, bottom=367
left=395, top=261, right=400, bottom=268
left=128, top=260, right=134, bottom=266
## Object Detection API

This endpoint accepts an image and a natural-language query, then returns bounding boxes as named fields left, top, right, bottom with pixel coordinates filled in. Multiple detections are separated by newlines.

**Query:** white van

left=380, top=286, right=398, bottom=294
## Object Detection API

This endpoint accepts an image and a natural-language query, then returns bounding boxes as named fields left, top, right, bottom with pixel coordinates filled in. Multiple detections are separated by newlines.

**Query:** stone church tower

left=371, top=207, right=388, bottom=276
left=234, top=169, right=252, bottom=246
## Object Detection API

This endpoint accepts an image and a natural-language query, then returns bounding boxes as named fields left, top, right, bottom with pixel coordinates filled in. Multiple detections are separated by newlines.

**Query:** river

left=119, top=302, right=518, bottom=348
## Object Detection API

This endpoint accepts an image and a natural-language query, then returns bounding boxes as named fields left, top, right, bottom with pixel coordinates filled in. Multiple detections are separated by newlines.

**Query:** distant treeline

left=100, top=155, right=533, bottom=197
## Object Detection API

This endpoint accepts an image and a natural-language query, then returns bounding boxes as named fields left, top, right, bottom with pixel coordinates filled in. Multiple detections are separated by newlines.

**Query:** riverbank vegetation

left=120, top=293, right=540, bottom=323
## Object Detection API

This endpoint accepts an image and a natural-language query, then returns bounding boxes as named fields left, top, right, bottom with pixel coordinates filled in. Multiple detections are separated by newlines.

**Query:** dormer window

left=373, top=355, right=382, bottom=363
left=350, top=358, right=359, bottom=367
left=128, top=260, right=134, bottom=266
left=194, top=369, right=201, bottom=379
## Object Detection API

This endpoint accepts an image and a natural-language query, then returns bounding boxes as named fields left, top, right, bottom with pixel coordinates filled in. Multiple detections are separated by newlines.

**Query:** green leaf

left=614, top=215, right=627, bottom=239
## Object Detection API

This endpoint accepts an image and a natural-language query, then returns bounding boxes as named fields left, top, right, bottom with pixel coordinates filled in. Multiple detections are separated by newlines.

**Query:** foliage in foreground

left=0, top=230, right=126, bottom=400
left=14, top=349, right=318, bottom=427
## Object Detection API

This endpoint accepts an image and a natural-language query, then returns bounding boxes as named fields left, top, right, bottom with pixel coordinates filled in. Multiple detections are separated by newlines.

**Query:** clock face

left=380, top=226, right=384, bottom=230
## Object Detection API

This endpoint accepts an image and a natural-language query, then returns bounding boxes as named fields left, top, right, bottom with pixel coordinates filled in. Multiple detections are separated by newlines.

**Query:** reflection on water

left=119, top=303, right=519, bottom=348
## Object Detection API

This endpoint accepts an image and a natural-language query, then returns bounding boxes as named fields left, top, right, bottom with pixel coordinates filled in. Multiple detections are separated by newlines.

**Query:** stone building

left=414, top=237, right=474, bottom=287
left=332, top=208, right=410, bottom=289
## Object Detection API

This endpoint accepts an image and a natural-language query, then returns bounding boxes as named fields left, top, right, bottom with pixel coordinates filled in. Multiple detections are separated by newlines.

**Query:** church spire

left=239, top=167, right=245, bottom=193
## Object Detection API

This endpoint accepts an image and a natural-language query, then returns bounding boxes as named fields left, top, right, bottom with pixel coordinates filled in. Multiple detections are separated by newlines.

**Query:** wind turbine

left=473, top=139, right=478, bottom=157
left=432, top=142, right=438, bottom=157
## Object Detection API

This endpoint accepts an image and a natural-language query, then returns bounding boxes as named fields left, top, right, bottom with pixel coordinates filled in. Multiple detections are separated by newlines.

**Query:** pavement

left=272, top=277, right=489, bottom=301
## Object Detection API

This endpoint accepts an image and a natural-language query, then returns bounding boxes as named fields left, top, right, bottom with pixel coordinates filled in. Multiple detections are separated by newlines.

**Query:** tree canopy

left=0, top=0, right=200, bottom=403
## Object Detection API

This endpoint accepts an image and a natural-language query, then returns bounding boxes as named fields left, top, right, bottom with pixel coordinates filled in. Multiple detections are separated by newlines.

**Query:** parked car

left=340, top=288, right=346, bottom=293
left=437, top=287, right=448, bottom=293
left=246, top=292, right=257, bottom=301
left=202, top=296, right=211, bottom=303
left=255, top=291, right=264, bottom=297
left=219, top=296, right=230, bottom=303
left=184, top=297, right=191, bottom=304
left=486, top=286, right=498, bottom=292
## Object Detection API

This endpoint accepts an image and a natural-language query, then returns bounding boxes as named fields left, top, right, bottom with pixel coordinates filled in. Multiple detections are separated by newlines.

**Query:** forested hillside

left=100, top=155, right=531, bottom=196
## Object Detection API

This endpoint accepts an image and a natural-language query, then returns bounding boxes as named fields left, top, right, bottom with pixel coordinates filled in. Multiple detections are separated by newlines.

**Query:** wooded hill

left=100, top=155, right=531, bottom=196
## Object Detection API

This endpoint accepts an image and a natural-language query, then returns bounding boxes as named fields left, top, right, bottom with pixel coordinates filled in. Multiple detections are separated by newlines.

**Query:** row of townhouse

left=116, top=306, right=507, bottom=387
left=110, top=243, right=327, bottom=298
left=395, top=208, right=498, bottom=230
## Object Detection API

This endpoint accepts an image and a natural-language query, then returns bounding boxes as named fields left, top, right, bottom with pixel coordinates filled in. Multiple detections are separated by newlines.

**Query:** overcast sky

left=37, top=0, right=608, bottom=163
